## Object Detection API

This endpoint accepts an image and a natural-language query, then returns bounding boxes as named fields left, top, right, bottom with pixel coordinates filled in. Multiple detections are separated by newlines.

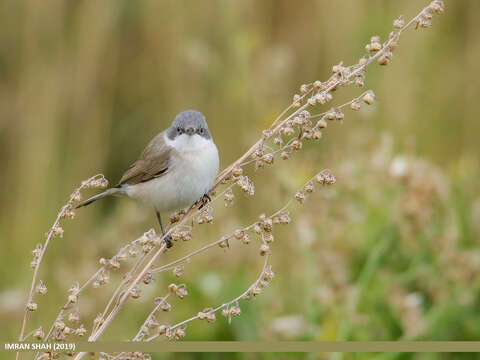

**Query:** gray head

left=167, top=110, right=212, bottom=140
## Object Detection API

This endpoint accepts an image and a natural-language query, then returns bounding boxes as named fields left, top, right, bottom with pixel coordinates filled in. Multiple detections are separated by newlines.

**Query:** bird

left=76, top=110, right=220, bottom=248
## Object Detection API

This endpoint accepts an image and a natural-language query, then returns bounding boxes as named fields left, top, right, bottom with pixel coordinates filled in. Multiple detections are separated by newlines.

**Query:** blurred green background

left=1, top=0, right=479, bottom=359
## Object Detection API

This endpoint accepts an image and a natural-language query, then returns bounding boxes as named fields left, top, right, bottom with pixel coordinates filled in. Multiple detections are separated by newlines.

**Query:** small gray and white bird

left=77, top=110, right=220, bottom=248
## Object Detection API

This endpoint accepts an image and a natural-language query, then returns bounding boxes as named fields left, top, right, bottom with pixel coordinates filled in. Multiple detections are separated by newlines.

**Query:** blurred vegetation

left=1, top=1, right=479, bottom=359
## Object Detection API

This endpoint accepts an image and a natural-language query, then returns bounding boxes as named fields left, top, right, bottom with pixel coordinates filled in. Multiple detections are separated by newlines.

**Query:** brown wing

left=117, top=131, right=172, bottom=186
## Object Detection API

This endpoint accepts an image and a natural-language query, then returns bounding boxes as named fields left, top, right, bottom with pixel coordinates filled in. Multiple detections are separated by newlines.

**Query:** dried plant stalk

left=17, top=1, right=445, bottom=360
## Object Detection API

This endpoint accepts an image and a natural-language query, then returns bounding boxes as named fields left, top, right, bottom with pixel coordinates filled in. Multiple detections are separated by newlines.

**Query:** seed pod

left=316, top=93, right=326, bottom=105
left=168, top=284, right=178, bottom=293
left=363, top=91, right=375, bottom=105
left=324, top=173, right=337, bottom=185
left=255, top=159, right=265, bottom=169
left=430, top=0, right=445, bottom=15
left=161, top=302, right=171, bottom=312
left=206, top=312, right=216, bottom=323
left=109, top=258, right=121, bottom=270
left=230, top=305, right=241, bottom=317
left=264, top=153, right=274, bottom=165
left=393, top=16, right=405, bottom=29
left=68, top=311, right=80, bottom=323
left=146, top=318, right=160, bottom=329
left=263, top=268, right=275, bottom=281
left=175, top=328, right=186, bottom=340
left=176, top=287, right=188, bottom=299
left=350, top=99, right=361, bottom=111
left=304, top=182, right=315, bottom=193
left=280, top=151, right=290, bottom=160
left=325, top=111, right=335, bottom=121
left=282, top=126, right=295, bottom=136
left=143, top=272, right=153, bottom=285
left=259, top=244, right=270, bottom=256
left=34, top=327, right=45, bottom=340
left=75, top=325, right=87, bottom=337
left=292, top=140, right=302, bottom=150
left=263, top=218, right=273, bottom=232
left=173, top=265, right=184, bottom=277
left=252, top=286, right=262, bottom=296
left=27, top=301, right=38, bottom=312
left=242, top=292, right=252, bottom=301
left=279, top=214, right=291, bottom=224
left=36, top=281, right=48, bottom=295
left=262, top=129, right=273, bottom=139
left=370, top=42, right=382, bottom=52
left=264, top=233, right=274, bottom=243
left=355, top=77, right=365, bottom=87
left=55, top=320, right=66, bottom=330
left=224, top=189, right=234, bottom=203
left=234, top=229, right=244, bottom=239
left=219, top=236, right=230, bottom=248
left=232, top=166, right=243, bottom=177
left=316, top=119, right=327, bottom=129
left=130, top=287, right=141, bottom=299
left=295, top=191, right=306, bottom=204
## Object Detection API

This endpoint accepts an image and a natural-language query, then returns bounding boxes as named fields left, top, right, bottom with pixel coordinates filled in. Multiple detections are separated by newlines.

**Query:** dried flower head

left=173, top=265, right=184, bottom=277
left=259, top=244, right=270, bottom=256
left=363, top=90, right=375, bottom=105
left=75, top=325, right=87, bottom=337
left=175, top=287, right=188, bottom=299
left=26, top=301, right=38, bottom=312
left=68, top=311, right=80, bottom=323
left=394, top=15, right=405, bottom=29
left=160, top=302, right=172, bottom=312
left=36, top=280, right=48, bottom=295
left=34, top=327, right=45, bottom=340
left=130, top=287, right=142, bottom=299
left=230, top=305, right=241, bottom=317
left=295, top=191, right=306, bottom=204
left=234, top=229, right=244, bottom=239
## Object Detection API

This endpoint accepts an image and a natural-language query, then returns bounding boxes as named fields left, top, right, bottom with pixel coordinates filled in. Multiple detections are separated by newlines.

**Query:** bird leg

left=156, top=211, right=173, bottom=248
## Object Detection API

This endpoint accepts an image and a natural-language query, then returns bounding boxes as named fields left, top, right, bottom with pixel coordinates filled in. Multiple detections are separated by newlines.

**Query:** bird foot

left=164, top=235, right=173, bottom=248
left=198, top=193, right=211, bottom=210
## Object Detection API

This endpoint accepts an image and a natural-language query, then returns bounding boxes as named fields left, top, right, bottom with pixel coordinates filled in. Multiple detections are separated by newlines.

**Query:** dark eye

left=199, top=128, right=204, bottom=134
left=177, top=127, right=182, bottom=133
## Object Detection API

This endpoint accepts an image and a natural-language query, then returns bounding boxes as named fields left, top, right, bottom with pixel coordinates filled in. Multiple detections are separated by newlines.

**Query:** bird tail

left=76, top=187, right=122, bottom=209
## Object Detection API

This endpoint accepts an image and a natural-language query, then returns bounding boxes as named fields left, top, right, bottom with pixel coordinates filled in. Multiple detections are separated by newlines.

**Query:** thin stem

left=132, top=294, right=170, bottom=341
left=18, top=174, right=105, bottom=360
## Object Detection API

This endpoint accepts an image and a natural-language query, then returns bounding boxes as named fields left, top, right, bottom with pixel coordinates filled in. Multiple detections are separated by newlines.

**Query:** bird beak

left=185, top=127, right=195, bottom=136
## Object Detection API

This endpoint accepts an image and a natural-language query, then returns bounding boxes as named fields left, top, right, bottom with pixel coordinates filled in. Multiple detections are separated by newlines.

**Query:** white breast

left=126, top=133, right=219, bottom=212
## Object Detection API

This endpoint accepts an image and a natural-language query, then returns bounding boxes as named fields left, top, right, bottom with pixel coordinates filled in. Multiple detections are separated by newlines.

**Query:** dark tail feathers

left=75, top=187, right=122, bottom=209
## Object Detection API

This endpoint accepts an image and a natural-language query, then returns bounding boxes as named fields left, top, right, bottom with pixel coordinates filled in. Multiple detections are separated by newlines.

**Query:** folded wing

left=118, top=131, right=172, bottom=186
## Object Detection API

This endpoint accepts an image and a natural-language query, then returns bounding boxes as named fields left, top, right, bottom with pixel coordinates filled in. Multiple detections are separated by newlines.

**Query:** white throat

left=164, top=133, right=213, bottom=152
